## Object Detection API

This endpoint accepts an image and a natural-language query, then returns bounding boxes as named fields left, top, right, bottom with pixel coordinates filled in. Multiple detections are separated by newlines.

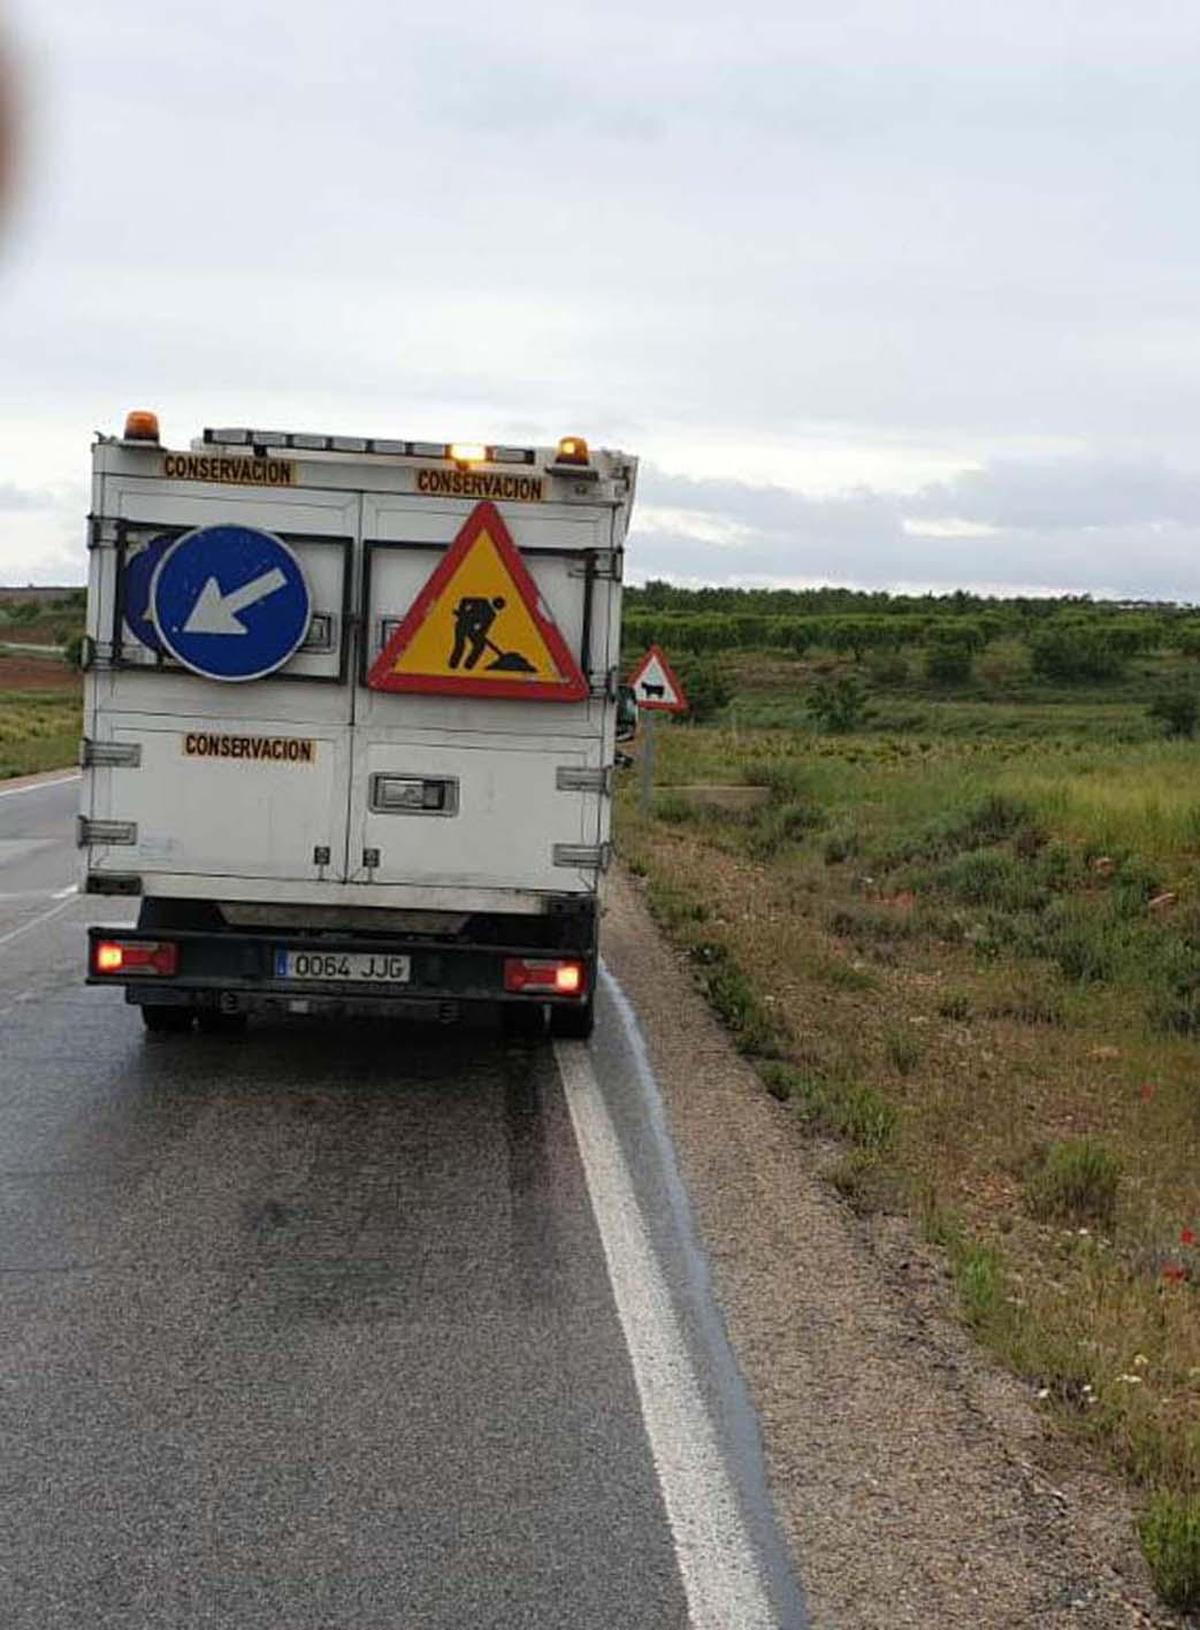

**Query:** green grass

left=618, top=659, right=1200, bottom=1610
left=0, top=690, right=81, bottom=779
left=1001, top=748, right=1200, bottom=864
left=756, top=1061, right=897, bottom=1150
left=1024, top=1139, right=1122, bottom=1228
left=883, top=1026, right=922, bottom=1075
left=1140, top=1493, right=1200, bottom=1612
left=691, top=942, right=784, bottom=1058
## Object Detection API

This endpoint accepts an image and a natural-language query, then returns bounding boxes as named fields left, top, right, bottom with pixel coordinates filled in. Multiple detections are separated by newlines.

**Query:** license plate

left=274, top=949, right=411, bottom=984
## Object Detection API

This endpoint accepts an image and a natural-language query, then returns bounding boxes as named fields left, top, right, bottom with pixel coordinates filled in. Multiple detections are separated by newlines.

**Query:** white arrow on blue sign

left=150, top=525, right=311, bottom=682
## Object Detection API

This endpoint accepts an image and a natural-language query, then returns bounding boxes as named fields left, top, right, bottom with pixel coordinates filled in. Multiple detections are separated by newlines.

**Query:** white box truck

left=81, top=413, right=637, bottom=1039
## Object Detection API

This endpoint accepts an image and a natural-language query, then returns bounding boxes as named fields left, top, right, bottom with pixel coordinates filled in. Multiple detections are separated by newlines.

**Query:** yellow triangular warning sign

left=367, top=501, right=588, bottom=700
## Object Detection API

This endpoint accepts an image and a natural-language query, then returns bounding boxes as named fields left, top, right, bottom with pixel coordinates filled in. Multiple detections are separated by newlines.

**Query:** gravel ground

left=604, top=867, right=1183, bottom=1630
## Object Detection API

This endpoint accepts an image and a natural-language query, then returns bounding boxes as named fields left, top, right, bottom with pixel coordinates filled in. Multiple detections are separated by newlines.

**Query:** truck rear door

left=84, top=473, right=358, bottom=887
left=351, top=493, right=617, bottom=895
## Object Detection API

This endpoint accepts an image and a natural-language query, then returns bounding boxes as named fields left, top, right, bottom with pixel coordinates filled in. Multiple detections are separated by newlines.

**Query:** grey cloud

left=642, top=470, right=900, bottom=544
left=6, top=0, right=1200, bottom=595
left=631, top=461, right=1200, bottom=599
left=912, top=460, right=1200, bottom=530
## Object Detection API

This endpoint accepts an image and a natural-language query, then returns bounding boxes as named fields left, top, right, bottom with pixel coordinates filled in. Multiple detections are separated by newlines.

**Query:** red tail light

left=92, top=939, right=179, bottom=976
left=504, top=957, right=587, bottom=997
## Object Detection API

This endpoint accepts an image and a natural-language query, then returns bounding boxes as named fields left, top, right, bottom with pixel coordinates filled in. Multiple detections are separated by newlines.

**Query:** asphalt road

left=0, top=775, right=806, bottom=1630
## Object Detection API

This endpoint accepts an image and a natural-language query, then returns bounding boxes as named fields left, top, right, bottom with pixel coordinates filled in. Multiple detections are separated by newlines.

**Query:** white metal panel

left=353, top=737, right=591, bottom=893
left=350, top=494, right=617, bottom=895
left=84, top=717, right=351, bottom=883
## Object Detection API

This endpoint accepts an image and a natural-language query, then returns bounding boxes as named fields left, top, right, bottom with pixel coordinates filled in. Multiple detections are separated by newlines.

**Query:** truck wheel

left=501, top=1003, right=548, bottom=1040
left=141, top=1006, right=193, bottom=1034
left=549, top=999, right=595, bottom=1041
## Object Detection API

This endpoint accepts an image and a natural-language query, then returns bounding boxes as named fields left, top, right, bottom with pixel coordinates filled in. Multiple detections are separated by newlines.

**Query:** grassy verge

left=0, top=689, right=82, bottom=779
left=621, top=709, right=1200, bottom=1612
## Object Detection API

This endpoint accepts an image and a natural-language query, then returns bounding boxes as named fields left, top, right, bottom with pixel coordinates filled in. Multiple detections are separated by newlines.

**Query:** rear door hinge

left=77, top=816, right=138, bottom=846
left=552, top=841, right=612, bottom=871
left=81, top=738, right=141, bottom=768
left=556, top=766, right=613, bottom=796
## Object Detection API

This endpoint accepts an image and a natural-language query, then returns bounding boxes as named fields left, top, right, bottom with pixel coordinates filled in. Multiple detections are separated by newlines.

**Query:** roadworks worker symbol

left=367, top=501, right=588, bottom=701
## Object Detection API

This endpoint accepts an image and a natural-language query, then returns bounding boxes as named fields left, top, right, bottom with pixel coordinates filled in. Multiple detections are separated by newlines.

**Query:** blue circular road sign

left=121, top=534, right=174, bottom=654
left=150, top=524, right=311, bottom=682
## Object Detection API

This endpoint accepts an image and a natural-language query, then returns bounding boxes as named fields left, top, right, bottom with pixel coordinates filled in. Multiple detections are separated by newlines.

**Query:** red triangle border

left=628, top=643, right=689, bottom=713
left=366, top=501, right=589, bottom=701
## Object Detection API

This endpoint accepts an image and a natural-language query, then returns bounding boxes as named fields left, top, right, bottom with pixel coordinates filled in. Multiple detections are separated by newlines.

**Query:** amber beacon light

left=448, top=442, right=486, bottom=467
left=123, top=410, right=161, bottom=442
left=555, top=436, right=589, bottom=465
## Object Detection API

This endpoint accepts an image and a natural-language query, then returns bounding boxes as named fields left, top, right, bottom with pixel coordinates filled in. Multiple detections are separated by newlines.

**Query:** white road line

left=0, top=773, right=81, bottom=800
left=554, top=1038, right=777, bottom=1630
left=0, top=894, right=79, bottom=950
left=51, top=884, right=78, bottom=899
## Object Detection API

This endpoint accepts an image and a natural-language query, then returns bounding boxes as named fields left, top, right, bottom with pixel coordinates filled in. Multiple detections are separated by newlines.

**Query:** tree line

left=629, top=581, right=1192, bottom=622
left=624, top=591, right=1200, bottom=683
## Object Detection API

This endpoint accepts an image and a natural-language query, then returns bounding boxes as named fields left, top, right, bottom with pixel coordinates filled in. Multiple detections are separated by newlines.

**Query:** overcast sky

left=2, top=0, right=1200, bottom=598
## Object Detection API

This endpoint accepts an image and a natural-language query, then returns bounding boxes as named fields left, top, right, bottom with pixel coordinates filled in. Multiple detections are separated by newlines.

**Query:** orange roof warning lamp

left=449, top=442, right=486, bottom=468
left=555, top=436, right=589, bottom=466
left=123, top=410, right=160, bottom=443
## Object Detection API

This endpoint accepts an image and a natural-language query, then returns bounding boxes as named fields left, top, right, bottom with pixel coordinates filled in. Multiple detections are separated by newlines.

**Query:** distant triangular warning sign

left=629, top=644, right=688, bottom=713
left=367, top=501, right=589, bottom=700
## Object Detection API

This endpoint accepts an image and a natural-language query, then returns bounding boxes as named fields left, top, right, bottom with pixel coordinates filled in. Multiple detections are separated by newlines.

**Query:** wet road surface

left=0, top=777, right=804, bottom=1628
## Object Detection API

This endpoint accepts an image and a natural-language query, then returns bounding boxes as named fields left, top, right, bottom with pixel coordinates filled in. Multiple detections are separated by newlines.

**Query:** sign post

left=628, top=645, right=688, bottom=815
left=638, top=711, right=657, bottom=814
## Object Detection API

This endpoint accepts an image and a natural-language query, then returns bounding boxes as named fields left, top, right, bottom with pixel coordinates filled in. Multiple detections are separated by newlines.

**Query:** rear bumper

left=86, top=923, right=595, bottom=1014
left=84, top=871, right=598, bottom=916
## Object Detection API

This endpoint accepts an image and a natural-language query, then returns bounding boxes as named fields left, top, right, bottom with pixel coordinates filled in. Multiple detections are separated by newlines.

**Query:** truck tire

left=549, top=998, right=595, bottom=1041
left=501, top=1002, right=548, bottom=1040
left=141, top=1005, right=193, bottom=1034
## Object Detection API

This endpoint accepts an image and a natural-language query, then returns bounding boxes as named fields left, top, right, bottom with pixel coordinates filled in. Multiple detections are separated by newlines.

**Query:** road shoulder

left=0, top=767, right=80, bottom=794
left=602, top=866, right=1175, bottom=1630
